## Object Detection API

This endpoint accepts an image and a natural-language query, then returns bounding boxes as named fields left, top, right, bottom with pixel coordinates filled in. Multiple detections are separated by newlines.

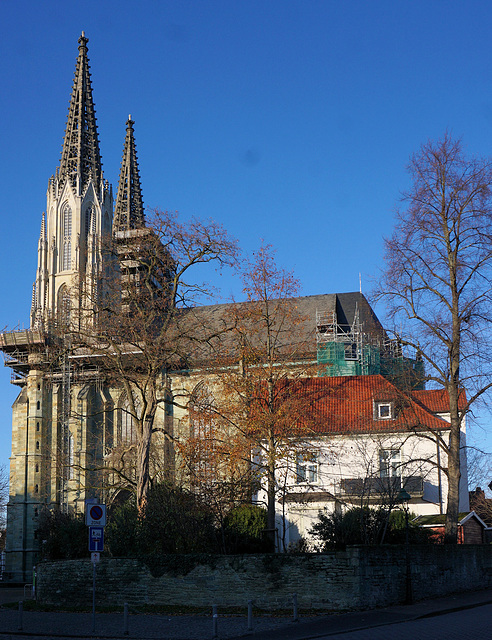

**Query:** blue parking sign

left=89, top=527, right=104, bottom=552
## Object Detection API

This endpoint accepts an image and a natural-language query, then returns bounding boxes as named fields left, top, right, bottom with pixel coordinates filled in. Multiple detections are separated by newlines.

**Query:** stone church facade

left=0, top=33, right=173, bottom=581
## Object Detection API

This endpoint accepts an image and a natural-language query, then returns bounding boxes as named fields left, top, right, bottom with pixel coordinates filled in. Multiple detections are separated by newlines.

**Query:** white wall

left=254, top=428, right=470, bottom=549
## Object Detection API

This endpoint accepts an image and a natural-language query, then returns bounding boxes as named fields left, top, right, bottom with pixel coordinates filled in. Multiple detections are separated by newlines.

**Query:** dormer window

left=374, top=401, right=394, bottom=420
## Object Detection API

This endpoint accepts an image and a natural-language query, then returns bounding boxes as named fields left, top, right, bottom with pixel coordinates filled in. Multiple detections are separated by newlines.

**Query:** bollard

left=18, top=601, right=23, bottom=631
left=247, top=599, right=253, bottom=631
left=293, top=592, right=299, bottom=622
left=123, top=602, right=129, bottom=635
left=212, top=604, right=218, bottom=639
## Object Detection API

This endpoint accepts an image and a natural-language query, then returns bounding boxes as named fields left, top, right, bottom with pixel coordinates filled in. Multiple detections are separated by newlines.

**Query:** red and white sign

left=85, top=503, right=106, bottom=526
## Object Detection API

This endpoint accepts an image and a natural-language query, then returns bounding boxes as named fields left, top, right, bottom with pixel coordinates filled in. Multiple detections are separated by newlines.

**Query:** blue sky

left=1, top=0, right=492, bottom=475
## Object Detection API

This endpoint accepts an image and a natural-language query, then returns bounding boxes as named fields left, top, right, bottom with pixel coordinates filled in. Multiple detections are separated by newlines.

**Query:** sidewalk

left=0, top=587, right=491, bottom=640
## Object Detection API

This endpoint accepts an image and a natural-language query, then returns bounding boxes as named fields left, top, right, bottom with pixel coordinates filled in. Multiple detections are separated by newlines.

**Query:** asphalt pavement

left=0, top=585, right=492, bottom=640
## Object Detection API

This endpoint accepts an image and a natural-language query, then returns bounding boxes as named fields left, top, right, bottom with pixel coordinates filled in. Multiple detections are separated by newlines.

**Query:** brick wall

left=36, top=546, right=492, bottom=610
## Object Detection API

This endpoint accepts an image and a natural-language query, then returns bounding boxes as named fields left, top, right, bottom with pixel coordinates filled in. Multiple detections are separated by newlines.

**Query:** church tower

left=1, top=32, right=176, bottom=583
left=30, top=32, right=113, bottom=331
left=1, top=33, right=114, bottom=582
left=112, top=116, right=175, bottom=309
left=114, top=116, right=145, bottom=234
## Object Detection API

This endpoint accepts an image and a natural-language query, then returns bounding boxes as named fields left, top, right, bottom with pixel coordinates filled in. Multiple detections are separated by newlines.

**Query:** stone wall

left=36, top=546, right=492, bottom=611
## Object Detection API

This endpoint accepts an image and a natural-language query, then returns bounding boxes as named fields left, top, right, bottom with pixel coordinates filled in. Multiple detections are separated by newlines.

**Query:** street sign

left=89, top=527, right=104, bottom=552
left=86, top=503, right=106, bottom=526
left=91, top=552, right=100, bottom=564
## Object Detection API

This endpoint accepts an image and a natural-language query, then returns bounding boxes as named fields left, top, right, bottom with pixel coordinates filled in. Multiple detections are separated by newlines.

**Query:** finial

left=78, top=31, right=88, bottom=48
left=40, top=212, right=46, bottom=239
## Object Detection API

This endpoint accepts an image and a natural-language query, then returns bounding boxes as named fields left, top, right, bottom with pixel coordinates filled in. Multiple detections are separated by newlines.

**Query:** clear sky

left=1, top=0, right=492, bottom=475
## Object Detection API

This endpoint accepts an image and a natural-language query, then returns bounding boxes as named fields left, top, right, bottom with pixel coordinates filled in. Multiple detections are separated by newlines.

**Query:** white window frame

left=379, top=448, right=401, bottom=479
left=296, top=453, right=319, bottom=484
left=374, top=400, right=394, bottom=420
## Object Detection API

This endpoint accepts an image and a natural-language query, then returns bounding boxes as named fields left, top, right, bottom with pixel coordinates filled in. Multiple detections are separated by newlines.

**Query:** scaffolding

left=60, top=336, right=71, bottom=514
left=316, top=305, right=380, bottom=377
left=316, top=306, right=424, bottom=387
left=0, top=329, right=49, bottom=384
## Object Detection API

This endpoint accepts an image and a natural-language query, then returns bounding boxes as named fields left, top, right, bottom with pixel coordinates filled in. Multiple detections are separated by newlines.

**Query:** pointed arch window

left=62, top=203, right=72, bottom=271
left=85, top=204, right=96, bottom=240
left=57, top=284, right=71, bottom=325
left=119, top=394, right=139, bottom=444
left=189, top=383, right=217, bottom=489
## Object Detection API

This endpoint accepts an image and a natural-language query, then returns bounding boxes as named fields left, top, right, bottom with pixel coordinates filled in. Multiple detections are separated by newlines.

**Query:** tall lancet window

left=119, top=394, right=139, bottom=444
left=189, top=383, right=217, bottom=490
left=62, top=203, right=72, bottom=271
left=85, top=204, right=96, bottom=239
left=57, top=284, right=71, bottom=326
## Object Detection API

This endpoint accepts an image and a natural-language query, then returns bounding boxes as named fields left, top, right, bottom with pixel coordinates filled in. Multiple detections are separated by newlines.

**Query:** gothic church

left=1, top=34, right=406, bottom=580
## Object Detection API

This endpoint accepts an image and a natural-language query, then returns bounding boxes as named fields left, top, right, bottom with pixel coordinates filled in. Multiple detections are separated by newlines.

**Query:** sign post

left=86, top=501, right=106, bottom=634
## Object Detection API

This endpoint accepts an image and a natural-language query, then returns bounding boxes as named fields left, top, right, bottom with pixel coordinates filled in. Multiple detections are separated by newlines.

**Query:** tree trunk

left=266, top=432, right=276, bottom=551
left=444, top=384, right=461, bottom=543
left=136, top=416, right=153, bottom=517
left=445, top=254, right=461, bottom=544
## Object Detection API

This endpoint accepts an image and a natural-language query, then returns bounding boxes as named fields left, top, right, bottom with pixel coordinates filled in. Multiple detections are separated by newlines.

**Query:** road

left=1, top=586, right=492, bottom=640
left=307, top=603, right=492, bottom=640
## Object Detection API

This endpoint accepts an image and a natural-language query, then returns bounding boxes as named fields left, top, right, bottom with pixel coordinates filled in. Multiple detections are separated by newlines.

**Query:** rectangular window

left=296, top=453, right=318, bottom=484
left=375, top=401, right=393, bottom=419
left=379, top=449, right=401, bottom=479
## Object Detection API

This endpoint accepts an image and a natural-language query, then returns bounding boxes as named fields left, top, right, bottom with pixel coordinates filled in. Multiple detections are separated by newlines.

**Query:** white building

left=255, top=375, right=469, bottom=548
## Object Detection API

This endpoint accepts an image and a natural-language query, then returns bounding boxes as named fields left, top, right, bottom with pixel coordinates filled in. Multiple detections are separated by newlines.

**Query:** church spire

left=113, top=116, right=145, bottom=233
left=59, top=32, right=103, bottom=195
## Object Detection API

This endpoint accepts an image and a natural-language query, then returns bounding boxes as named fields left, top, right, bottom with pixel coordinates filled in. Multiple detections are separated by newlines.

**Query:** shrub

left=310, top=506, right=433, bottom=550
left=222, top=504, right=271, bottom=553
left=106, top=483, right=219, bottom=557
left=37, top=508, right=87, bottom=560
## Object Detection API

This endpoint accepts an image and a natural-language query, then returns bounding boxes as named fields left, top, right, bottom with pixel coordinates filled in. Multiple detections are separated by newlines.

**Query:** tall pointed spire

left=59, top=32, right=102, bottom=195
left=114, top=116, right=145, bottom=233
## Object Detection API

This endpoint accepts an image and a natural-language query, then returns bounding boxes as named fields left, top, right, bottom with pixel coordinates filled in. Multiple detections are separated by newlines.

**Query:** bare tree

left=467, top=448, right=492, bottom=493
left=375, top=133, right=492, bottom=542
left=67, top=209, right=238, bottom=514
left=210, top=245, right=321, bottom=548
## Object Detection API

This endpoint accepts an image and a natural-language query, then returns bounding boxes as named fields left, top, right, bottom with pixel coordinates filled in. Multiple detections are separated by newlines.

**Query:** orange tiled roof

left=298, top=375, right=452, bottom=435
left=413, top=388, right=466, bottom=413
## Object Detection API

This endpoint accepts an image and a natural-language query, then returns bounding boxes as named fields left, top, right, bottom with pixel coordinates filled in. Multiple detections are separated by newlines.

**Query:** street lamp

left=397, top=487, right=413, bottom=604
